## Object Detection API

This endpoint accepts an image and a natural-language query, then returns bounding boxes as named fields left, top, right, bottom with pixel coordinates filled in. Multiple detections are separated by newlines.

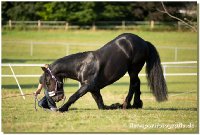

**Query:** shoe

left=50, top=108, right=58, bottom=112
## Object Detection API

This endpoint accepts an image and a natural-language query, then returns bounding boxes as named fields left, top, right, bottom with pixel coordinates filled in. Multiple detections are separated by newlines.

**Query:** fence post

left=38, top=20, right=41, bottom=30
left=30, top=41, right=33, bottom=56
left=92, top=22, right=96, bottom=31
left=150, top=20, right=154, bottom=29
left=122, top=21, right=125, bottom=30
left=65, top=22, right=69, bottom=30
left=163, top=65, right=166, bottom=79
left=175, top=47, right=178, bottom=61
left=9, top=20, right=12, bottom=30
left=177, top=21, right=181, bottom=31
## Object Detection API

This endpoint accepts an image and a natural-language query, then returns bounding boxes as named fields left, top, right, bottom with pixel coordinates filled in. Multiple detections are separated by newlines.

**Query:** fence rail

left=4, top=20, right=194, bottom=30
left=2, top=40, right=196, bottom=61
left=3, top=40, right=197, bottom=49
left=1, top=61, right=197, bottom=78
left=2, top=62, right=197, bottom=97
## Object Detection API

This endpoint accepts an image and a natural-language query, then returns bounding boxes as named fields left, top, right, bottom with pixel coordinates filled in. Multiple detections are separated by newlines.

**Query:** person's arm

left=34, top=83, right=43, bottom=95
left=34, top=74, right=44, bottom=95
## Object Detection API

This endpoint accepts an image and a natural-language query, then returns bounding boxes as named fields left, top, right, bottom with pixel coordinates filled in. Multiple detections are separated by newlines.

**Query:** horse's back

left=94, top=33, right=148, bottom=88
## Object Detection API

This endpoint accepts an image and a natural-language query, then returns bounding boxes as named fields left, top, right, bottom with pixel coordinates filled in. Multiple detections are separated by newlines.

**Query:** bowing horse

left=41, top=33, right=168, bottom=112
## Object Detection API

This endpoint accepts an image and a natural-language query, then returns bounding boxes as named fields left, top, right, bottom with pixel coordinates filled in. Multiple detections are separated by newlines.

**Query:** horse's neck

left=51, top=54, right=85, bottom=81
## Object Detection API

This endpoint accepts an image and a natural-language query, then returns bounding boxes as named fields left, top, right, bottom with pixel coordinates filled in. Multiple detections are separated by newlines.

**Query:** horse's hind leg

left=131, top=76, right=143, bottom=109
left=123, top=63, right=144, bottom=109
left=123, top=73, right=141, bottom=109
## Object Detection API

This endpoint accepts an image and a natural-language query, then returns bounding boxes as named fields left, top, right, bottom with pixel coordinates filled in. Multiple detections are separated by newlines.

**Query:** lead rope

left=34, top=95, right=39, bottom=111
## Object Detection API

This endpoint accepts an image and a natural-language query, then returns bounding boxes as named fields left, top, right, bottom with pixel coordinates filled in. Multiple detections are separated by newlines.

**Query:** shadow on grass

left=2, top=82, right=197, bottom=94
left=2, top=84, right=38, bottom=89
left=61, top=106, right=198, bottom=113
left=69, top=108, right=97, bottom=111
left=2, top=83, right=78, bottom=89
left=2, top=58, right=56, bottom=63
left=68, top=107, right=197, bottom=112
left=143, top=107, right=197, bottom=111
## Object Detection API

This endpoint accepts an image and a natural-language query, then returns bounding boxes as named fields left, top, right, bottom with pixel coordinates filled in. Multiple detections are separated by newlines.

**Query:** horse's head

left=41, top=64, right=64, bottom=102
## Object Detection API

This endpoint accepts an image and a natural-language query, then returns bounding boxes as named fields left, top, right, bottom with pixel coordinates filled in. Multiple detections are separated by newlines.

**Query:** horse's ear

left=41, top=64, right=49, bottom=72
left=44, top=64, right=49, bottom=68
left=41, top=66, right=48, bottom=72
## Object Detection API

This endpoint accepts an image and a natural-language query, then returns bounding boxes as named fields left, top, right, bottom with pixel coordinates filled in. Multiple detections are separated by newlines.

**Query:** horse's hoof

left=132, top=100, right=143, bottom=109
left=110, top=103, right=122, bottom=109
left=122, top=102, right=132, bottom=109
left=58, top=108, right=68, bottom=112
left=103, top=105, right=110, bottom=110
left=104, top=103, right=122, bottom=110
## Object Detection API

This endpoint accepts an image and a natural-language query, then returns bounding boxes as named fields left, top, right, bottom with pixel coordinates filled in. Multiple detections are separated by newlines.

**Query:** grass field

left=2, top=30, right=197, bottom=63
left=1, top=30, right=198, bottom=133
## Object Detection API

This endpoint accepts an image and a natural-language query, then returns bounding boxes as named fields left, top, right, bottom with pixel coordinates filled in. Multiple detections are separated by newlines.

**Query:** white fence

left=2, top=40, right=197, bottom=61
left=2, top=61, right=197, bottom=99
left=5, top=20, right=189, bottom=30
left=1, top=61, right=197, bottom=78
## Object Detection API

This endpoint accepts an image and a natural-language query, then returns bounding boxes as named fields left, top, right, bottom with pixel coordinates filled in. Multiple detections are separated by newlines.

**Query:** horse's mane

left=52, top=51, right=91, bottom=66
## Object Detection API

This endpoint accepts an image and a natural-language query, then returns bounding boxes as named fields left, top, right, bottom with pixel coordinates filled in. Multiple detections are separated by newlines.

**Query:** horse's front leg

left=59, top=84, right=89, bottom=112
left=91, top=90, right=105, bottom=109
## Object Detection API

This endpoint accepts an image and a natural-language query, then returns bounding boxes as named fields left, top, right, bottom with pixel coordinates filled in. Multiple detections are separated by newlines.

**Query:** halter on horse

left=41, top=65, right=64, bottom=102
left=46, top=67, right=62, bottom=96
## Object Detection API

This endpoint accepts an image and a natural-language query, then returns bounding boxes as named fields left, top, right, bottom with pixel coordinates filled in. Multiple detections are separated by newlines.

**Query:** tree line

left=2, top=2, right=197, bottom=25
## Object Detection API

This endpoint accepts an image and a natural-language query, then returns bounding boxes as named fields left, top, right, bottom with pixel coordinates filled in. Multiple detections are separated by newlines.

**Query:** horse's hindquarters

left=96, top=50, right=129, bottom=88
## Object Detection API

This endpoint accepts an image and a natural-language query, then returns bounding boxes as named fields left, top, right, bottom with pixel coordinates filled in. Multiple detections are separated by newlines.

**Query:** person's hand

left=34, top=90, right=40, bottom=96
left=34, top=83, right=43, bottom=96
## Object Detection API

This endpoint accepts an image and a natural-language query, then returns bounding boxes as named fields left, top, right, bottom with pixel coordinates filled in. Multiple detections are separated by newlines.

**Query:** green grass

left=2, top=30, right=197, bottom=46
left=2, top=30, right=197, bottom=63
left=2, top=76, right=198, bottom=133
left=1, top=30, right=198, bottom=133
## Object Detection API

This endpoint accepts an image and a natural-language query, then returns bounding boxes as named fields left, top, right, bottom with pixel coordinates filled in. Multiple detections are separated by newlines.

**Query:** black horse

left=41, top=33, right=167, bottom=112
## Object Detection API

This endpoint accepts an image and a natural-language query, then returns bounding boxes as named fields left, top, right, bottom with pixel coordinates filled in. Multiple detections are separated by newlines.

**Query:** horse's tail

left=145, top=41, right=168, bottom=102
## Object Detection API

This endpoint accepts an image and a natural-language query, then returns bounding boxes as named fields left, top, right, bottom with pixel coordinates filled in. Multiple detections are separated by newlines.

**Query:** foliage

left=1, top=2, right=197, bottom=24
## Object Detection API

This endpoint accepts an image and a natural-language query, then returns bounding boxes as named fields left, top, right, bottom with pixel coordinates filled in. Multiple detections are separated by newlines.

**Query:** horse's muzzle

left=48, top=91, right=64, bottom=102
left=48, top=91, right=56, bottom=97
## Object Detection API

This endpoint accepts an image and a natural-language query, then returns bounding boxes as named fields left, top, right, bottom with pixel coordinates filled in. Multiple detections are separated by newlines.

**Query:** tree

left=2, top=2, right=40, bottom=21
left=157, top=2, right=197, bottom=32
left=36, top=2, right=69, bottom=21
left=66, top=2, right=96, bottom=24
left=1, top=1, right=197, bottom=25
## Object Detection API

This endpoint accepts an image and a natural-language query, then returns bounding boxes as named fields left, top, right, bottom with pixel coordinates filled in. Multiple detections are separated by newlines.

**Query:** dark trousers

left=38, top=90, right=57, bottom=109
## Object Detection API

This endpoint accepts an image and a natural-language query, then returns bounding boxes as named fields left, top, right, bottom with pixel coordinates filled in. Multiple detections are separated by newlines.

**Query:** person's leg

left=38, top=96, right=50, bottom=109
left=44, top=90, right=57, bottom=110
